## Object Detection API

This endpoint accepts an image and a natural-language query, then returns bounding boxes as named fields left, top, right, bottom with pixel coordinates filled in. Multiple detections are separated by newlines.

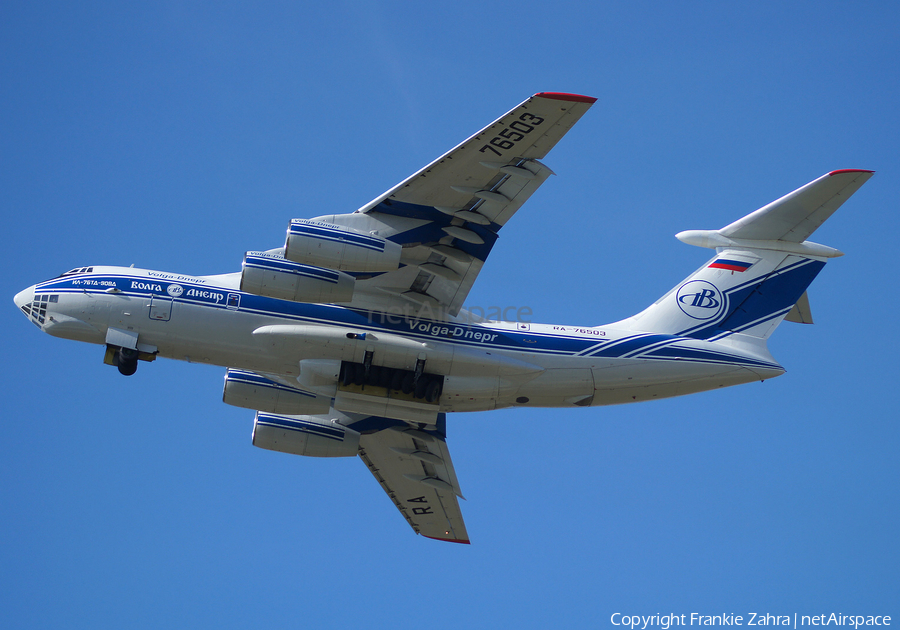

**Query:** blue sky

left=2, top=2, right=898, bottom=628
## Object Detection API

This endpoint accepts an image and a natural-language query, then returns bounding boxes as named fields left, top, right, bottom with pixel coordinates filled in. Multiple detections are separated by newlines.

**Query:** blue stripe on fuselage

left=34, top=273, right=776, bottom=368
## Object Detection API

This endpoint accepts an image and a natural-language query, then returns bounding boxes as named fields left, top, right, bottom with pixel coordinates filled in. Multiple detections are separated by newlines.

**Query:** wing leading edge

left=357, top=92, right=598, bottom=217
left=310, top=92, right=597, bottom=318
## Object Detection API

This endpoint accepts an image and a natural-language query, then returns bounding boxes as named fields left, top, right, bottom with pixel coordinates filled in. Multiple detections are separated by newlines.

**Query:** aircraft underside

left=14, top=92, right=872, bottom=542
left=18, top=274, right=782, bottom=416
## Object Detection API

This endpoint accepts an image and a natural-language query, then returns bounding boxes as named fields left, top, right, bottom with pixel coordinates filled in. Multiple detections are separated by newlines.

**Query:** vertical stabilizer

left=623, top=249, right=825, bottom=341
left=617, top=170, right=872, bottom=341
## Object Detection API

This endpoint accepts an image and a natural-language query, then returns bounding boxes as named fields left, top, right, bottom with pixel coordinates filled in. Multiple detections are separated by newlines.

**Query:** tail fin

left=620, top=170, right=873, bottom=341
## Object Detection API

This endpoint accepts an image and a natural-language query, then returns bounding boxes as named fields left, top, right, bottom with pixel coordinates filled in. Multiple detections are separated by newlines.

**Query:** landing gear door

left=149, top=296, right=173, bottom=321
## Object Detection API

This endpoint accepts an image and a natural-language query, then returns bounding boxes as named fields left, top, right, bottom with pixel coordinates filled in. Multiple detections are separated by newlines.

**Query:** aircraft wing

left=348, top=92, right=597, bottom=317
left=355, top=416, right=469, bottom=543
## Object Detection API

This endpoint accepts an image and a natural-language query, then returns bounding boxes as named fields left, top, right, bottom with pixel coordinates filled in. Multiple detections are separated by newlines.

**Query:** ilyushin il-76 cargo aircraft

left=15, top=93, right=873, bottom=543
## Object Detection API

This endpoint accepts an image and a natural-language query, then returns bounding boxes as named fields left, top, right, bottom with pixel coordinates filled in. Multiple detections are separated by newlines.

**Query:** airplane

left=14, top=92, right=873, bottom=544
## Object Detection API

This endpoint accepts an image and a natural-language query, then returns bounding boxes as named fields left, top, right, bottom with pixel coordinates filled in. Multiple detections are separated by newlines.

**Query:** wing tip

left=828, top=169, right=875, bottom=176
left=535, top=92, right=598, bottom=104
left=423, top=534, right=471, bottom=544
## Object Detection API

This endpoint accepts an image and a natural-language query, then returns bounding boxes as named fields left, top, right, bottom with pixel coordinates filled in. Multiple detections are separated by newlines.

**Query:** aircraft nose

left=14, top=286, right=34, bottom=311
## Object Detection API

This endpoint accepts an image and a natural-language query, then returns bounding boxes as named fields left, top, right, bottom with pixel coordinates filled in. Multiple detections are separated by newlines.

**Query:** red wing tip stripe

left=535, top=92, right=598, bottom=104
left=828, top=169, right=875, bottom=176
left=423, top=535, right=471, bottom=544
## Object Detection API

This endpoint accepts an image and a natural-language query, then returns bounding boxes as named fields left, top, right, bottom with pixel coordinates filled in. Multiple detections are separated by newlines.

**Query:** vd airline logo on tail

left=676, top=280, right=725, bottom=320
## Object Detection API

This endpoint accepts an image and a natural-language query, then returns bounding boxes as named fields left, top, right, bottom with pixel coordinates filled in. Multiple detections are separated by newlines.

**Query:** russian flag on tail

left=709, top=258, right=753, bottom=272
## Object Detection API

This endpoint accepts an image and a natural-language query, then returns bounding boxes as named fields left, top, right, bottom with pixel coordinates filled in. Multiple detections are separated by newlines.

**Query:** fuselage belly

left=18, top=267, right=782, bottom=415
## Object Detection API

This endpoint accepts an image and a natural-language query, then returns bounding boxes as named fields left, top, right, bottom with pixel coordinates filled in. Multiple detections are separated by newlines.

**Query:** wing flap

left=358, top=422, right=469, bottom=543
left=361, top=158, right=553, bottom=305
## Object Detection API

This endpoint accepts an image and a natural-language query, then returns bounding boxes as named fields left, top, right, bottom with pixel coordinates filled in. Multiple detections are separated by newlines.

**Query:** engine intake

left=284, top=219, right=401, bottom=273
left=240, top=252, right=355, bottom=303
left=252, top=412, right=360, bottom=457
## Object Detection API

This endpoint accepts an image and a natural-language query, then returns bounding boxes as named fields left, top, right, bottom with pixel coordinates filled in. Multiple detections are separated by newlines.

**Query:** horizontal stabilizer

left=719, top=170, right=873, bottom=243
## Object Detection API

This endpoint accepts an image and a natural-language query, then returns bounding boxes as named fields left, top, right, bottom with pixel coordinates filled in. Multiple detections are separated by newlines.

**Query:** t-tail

left=618, top=170, right=873, bottom=344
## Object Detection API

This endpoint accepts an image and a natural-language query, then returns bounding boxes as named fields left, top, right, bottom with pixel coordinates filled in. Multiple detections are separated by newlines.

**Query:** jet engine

left=252, top=412, right=361, bottom=457
left=240, top=252, right=355, bottom=303
left=223, top=369, right=330, bottom=415
left=284, top=219, right=402, bottom=273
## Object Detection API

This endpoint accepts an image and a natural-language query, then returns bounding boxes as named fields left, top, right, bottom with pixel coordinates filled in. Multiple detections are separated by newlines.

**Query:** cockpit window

left=60, top=266, right=94, bottom=276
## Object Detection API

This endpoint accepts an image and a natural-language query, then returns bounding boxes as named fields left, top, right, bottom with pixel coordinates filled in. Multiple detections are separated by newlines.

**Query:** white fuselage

left=15, top=266, right=784, bottom=415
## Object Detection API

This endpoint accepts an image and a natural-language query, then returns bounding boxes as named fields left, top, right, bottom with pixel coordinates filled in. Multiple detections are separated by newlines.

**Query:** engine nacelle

left=240, top=252, right=355, bottom=303
left=284, top=219, right=402, bottom=273
left=252, top=412, right=361, bottom=457
left=223, top=369, right=330, bottom=415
